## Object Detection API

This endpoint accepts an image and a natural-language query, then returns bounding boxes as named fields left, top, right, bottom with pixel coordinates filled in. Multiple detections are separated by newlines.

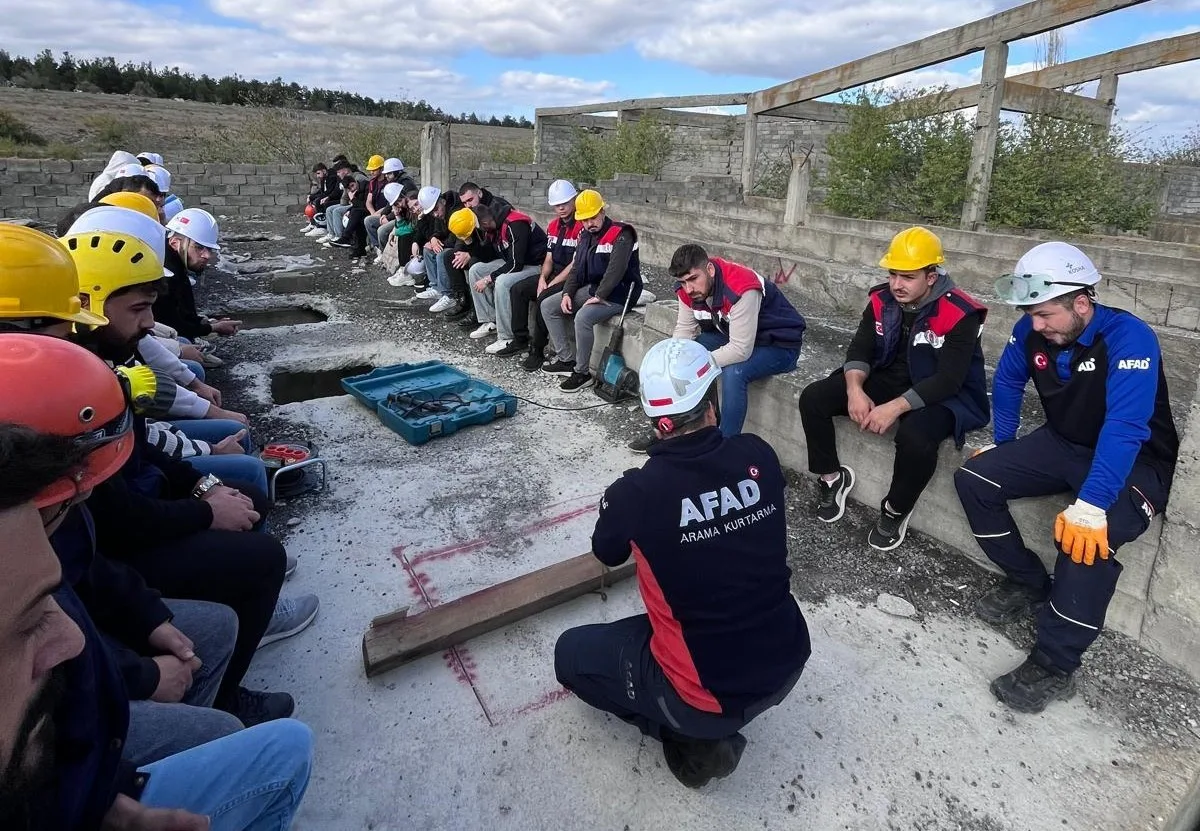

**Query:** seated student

left=541, top=189, right=643, bottom=392
left=370, top=182, right=407, bottom=267
left=444, top=207, right=502, bottom=324
left=88, top=149, right=140, bottom=200
left=465, top=201, right=548, bottom=354
left=317, top=158, right=358, bottom=245
left=0, top=422, right=313, bottom=831
left=554, top=338, right=810, bottom=788
left=416, top=186, right=460, bottom=311
left=663, top=243, right=806, bottom=438
left=137, top=150, right=164, bottom=166
left=367, top=158, right=416, bottom=254
left=458, top=181, right=511, bottom=214
left=332, top=155, right=383, bottom=259
left=799, top=227, right=987, bottom=551
left=302, top=162, right=330, bottom=237
left=58, top=168, right=163, bottom=236
left=512, top=179, right=581, bottom=370
left=158, top=207, right=241, bottom=342
left=0, top=334, right=245, bottom=767
left=144, top=164, right=183, bottom=222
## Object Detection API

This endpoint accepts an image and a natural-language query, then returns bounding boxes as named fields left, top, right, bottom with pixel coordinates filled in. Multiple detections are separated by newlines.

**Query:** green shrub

left=0, top=110, right=44, bottom=145
left=0, top=138, right=80, bottom=159
left=83, top=113, right=138, bottom=149
left=488, top=142, right=535, bottom=165
left=554, top=115, right=674, bottom=184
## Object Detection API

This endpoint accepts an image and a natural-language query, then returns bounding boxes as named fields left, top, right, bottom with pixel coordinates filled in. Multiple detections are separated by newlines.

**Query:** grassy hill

left=0, top=87, right=534, bottom=168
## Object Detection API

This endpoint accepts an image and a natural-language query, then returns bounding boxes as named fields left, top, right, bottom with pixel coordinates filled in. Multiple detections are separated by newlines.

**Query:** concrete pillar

left=1095, top=72, right=1119, bottom=128
left=741, top=109, right=758, bottom=200
left=420, top=122, right=451, bottom=193
left=783, top=156, right=811, bottom=226
left=960, top=41, right=1008, bottom=232
left=533, top=117, right=543, bottom=165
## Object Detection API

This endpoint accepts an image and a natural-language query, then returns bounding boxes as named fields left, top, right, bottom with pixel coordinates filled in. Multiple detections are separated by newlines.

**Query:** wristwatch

left=192, top=473, right=222, bottom=499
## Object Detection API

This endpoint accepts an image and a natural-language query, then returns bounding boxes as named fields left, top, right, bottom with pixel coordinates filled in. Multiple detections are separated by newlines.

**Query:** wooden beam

left=961, top=42, right=1008, bottom=231
left=880, top=79, right=1111, bottom=124
left=752, top=0, right=1150, bottom=113
left=741, top=112, right=758, bottom=198
left=898, top=33, right=1200, bottom=117
left=536, top=93, right=748, bottom=118
left=362, top=553, right=636, bottom=677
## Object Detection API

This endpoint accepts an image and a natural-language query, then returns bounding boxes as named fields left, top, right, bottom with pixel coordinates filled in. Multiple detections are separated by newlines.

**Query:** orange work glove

left=1053, top=499, right=1109, bottom=566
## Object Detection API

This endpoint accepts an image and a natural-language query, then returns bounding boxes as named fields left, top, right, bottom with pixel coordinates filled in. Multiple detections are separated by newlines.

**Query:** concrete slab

left=202, top=218, right=1200, bottom=830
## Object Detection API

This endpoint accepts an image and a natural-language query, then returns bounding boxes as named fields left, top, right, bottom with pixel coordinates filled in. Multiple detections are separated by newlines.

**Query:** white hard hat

left=145, top=164, right=171, bottom=193
left=417, top=186, right=441, bottom=215
left=166, top=208, right=221, bottom=251
left=67, top=205, right=169, bottom=276
left=117, top=162, right=149, bottom=179
left=383, top=183, right=404, bottom=206
left=995, top=241, right=1101, bottom=306
left=547, top=179, right=578, bottom=206
left=162, top=198, right=184, bottom=223
left=639, top=338, right=722, bottom=424
left=138, top=151, right=164, bottom=165
left=405, top=257, right=427, bottom=276
left=383, top=157, right=405, bottom=174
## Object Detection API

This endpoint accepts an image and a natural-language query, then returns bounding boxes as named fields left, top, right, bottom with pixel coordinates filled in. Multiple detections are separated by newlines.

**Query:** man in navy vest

left=555, top=338, right=809, bottom=788
left=799, top=227, right=989, bottom=551
left=635, top=244, right=806, bottom=449
left=464, top=202, right=548, bottom=353
left=541, top=189, right=643, bottom=392
left=955, top=241, right=1177, bottom=713
left=510, top=179, right=581, bottom=369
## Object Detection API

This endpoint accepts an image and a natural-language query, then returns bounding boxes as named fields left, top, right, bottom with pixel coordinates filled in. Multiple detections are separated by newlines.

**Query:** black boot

left=990, top=650, right=1076, bottom=713
left=974, top=579, right=1048, bottom=625
left=661, top=732, right=747, bottom=788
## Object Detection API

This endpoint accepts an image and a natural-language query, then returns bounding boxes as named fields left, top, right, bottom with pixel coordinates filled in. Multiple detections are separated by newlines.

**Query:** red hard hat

left=304, top=204, right=316, bottom=219
left=0, top=334, right=134, bottom=507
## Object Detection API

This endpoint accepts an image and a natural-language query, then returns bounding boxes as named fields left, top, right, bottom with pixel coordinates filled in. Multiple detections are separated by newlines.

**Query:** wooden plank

left=752, top=0, right=1149, bottom=113
left=536, top=93, right=748, bottom=118
left=362, top=553, right=637, bottom=677
left=879, top=79, right=1111, bottom=124
left=897, top=33, right=1200, bottom=117
left=961, top=42, right=1009, bottom=231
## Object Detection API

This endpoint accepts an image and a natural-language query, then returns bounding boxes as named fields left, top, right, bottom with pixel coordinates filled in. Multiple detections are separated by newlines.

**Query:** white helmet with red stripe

left=639, top=337, right=722, bottom=430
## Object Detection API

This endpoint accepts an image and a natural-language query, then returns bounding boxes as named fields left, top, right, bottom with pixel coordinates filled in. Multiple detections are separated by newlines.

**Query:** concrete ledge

left=594, top=300, right=1184, bottom=668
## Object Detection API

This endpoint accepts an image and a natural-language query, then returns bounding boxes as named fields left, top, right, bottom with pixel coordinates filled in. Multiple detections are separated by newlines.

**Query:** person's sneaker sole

left=989, top=672, right=1077, bottom=714
left=868, top=513, right=911, bottom=552
left=817, top=466, right=855, bottom=523
left=257, top=602, right=319, bottom=649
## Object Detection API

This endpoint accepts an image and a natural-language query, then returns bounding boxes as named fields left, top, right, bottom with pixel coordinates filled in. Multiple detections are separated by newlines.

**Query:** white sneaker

left=316, top=234, right=333, bottom=244
left=391, top=273, right=416, bottom=287
left=484, top=339, right=512, bottom=354
left=469, top=322, right=496, bottom=339
left=373, top=252, right=386, bottom=265
left=305, top=227, right=325, bottom=237
left=429, top=295, right=454, bottom=313
left=299, top=224, right=313, bottom=234
left=387, top=272, right=406, bottom=287
left=415, top=287, right=440, bottom=301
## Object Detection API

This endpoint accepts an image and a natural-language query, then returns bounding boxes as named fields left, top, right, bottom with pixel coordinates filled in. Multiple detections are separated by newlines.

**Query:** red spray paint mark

left=506, top=687, right=573, bottom=720
left=409, top=502, right=599, bottom=567
left=772, top=261, right=797, bottom=285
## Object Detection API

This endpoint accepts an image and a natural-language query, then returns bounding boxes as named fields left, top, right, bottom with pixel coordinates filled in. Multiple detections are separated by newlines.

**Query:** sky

left=4, top=0, right=1198, bottom=144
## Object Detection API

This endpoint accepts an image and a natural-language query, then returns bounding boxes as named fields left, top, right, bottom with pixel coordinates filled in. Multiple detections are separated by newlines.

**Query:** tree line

left=0, top=49, right=534, bottom=129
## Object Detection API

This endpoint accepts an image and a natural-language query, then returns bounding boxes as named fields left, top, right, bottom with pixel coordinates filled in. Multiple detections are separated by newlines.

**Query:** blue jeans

left=696, top=332, right=800, bottom=437
left=423, top=247, right=450, bottom=294
left=191, top=455, right=269, bottom=497
left=182, top=359, right=206, bottom=382
left=139, top=719, right=313, bottom=830
left=326, top=204, right=350, bottom=239
left=168, top=419, right=252, bottom=453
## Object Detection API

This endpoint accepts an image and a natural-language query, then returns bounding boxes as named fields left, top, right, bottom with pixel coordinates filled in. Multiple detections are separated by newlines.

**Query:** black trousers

left=509, top=279, right=560, bottom=347
left=798, top=370, right=957, bottom=515
left=342, top=206, right=368, bottom=254
left=125, top=480, right=285, bottom=713
left=954, top=426, right=1168, bottom=672
left=438, top=249, right=469, bottom=299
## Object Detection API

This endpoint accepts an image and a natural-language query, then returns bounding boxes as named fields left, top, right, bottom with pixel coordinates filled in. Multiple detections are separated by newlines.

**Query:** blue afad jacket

left=993, top=304, right=1179, bottom=510
left=868, top=279, right=989, bottom=446
left=592, top=427, right=811, bottom=716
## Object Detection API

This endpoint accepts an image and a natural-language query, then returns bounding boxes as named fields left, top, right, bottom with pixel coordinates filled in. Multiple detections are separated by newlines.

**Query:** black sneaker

left=974, top=580, right=1048, bottom=625
left=662, top=732, right=747, bottom=788
left=542, top=360, right=575, bottom=377
left=521, top=349, right=545, bottom=372
left=868, top=502, right=911, bottom=551
left=815, top=466, right=855, bottom=522
left=494, top=339, right=529, bottom=357
left=456, top=313, right=481, bottom=328
left=233, top=687, right=295, bottom=727
left=628, top=433, right=658, bottom=454
left=329, top=238, right=352, bottom=248
left=445, top=299, right=473, bottom=321
left=559, top=371, right=592, bottom=393
left=990, top=654, right=1076, bottom=713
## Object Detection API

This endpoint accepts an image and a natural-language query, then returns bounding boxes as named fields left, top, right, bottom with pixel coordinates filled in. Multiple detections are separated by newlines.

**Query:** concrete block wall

left=1162, top=165, right=1200, bottom=217
left=0, top=158, right=312, bottom=221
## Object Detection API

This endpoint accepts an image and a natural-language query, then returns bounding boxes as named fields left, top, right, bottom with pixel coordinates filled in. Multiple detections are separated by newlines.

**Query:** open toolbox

left=341, top=361, right=518, bottom=445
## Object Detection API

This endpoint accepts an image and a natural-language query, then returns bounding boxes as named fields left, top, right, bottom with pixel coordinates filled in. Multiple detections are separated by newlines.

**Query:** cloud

left=495, top=71, right=615, bottom=106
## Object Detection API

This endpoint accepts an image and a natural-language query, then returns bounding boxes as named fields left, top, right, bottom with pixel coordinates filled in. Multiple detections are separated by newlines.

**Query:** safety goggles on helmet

left=994, top=273, right=1094, bottom=305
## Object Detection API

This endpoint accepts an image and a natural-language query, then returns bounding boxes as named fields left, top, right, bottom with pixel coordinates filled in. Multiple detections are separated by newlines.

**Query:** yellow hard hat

left=879, top=226, right=945, bottom=271
left=366, top=154, right=386, bottom=172
left=448, top=208, right=478, bottom=240
left=574, top=189, right=606, bottom=221
left=61, top=231, right=165, bottom=317
left=0, top=225, right=108, bottom=326
left=99, top=191, right=160, bottom=221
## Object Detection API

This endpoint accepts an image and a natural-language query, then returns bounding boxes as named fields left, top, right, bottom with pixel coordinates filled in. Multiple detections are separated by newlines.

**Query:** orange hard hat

left=304, top=204, right=317, bottom=219
left=0, top=334, right=134, bottom=507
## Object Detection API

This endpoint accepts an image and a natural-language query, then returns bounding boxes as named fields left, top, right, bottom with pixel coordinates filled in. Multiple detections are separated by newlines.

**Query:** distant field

left=0, top=87, right=534, bottom=167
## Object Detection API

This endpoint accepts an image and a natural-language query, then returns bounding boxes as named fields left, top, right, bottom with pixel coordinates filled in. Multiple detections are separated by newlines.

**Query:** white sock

left=820, top=472, right=841, bottom=484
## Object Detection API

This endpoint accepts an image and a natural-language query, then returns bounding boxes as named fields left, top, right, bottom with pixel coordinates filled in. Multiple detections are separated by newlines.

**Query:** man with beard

left=955, top=242, right=1178, bottom=713
left=0, top=341, right=312, bottom=831
left=154, top=208, right=242, bottom=342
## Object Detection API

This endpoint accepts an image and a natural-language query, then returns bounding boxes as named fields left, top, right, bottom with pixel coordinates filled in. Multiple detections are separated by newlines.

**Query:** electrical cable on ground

left=384, top=389, right=625, bottom=417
